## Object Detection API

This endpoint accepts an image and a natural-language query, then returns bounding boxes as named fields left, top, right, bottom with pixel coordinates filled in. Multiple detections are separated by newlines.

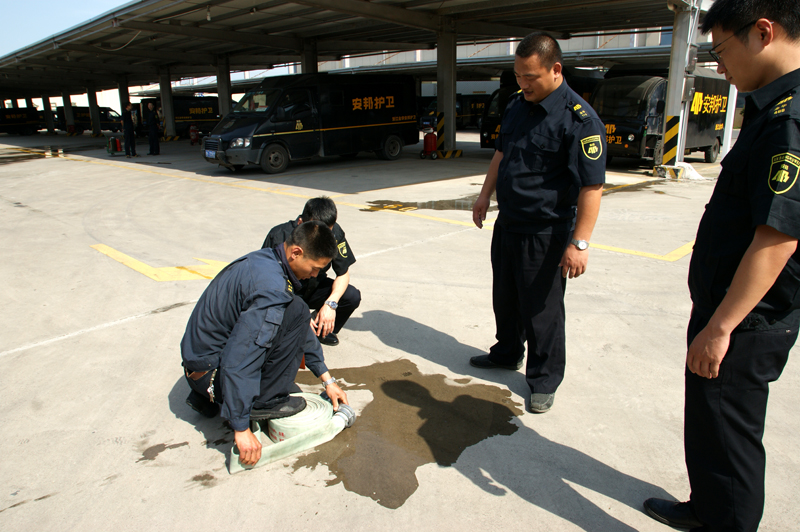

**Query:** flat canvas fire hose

left=228, top=392, right=356, bottom=474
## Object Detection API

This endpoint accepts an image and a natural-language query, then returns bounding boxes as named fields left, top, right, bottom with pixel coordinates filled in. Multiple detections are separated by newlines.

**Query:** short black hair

left=301, top=196, right=337, bottom=227
left=124, top=102, right=132, bottom=108
left=701, top=0, right=800, bottom=41
left=515, top=32, right=563, bottom=70
left=287, top=221, right=336, bottom=260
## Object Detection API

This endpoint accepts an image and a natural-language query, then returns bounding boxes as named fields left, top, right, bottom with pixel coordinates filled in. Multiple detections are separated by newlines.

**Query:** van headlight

left=627, top=134, right=635, bottom=142
left=229, top=137, right=251, bottom=148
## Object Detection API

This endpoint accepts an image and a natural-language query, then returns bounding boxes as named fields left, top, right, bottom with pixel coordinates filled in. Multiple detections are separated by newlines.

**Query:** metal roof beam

left=457, top=20, right=564, bottom=38
left=117, top=20, right=304, bottom=51
left=319, top=40, right=434, bottom=52
left=290, top=0, right=440, bottom=32
left=57, top=44, right=215, bottom=65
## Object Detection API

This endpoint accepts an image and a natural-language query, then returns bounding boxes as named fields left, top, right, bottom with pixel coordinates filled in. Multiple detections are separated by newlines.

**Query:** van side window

left=278, top=90, right=313, bottom=119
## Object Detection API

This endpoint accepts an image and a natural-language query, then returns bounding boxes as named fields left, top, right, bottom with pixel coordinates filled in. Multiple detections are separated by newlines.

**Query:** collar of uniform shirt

left=274, top=243, right=303, bottom=292
left=527, top=80, right=568, bottom=115
left=747, top=66, right=800, bottom=110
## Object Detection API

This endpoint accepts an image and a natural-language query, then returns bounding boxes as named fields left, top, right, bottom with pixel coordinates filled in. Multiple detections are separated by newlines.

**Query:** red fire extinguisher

left=189, top=124, right=199, bottom=145
left=420, top=128, right=438, bottom=159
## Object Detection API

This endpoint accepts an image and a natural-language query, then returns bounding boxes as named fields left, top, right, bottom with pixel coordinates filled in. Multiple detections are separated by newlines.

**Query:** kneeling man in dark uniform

left=181, top=221, right=349, bottom=466
left=262, top=197, right=361, bottom=347
left=644, top=1, right=800, bottom=530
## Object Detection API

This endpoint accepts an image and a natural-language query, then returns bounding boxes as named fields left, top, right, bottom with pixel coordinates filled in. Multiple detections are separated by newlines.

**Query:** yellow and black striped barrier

left=160, top=136, right=181, bottom=142
left=662, top=115, right=680, bottom=166
left=91, top=133, right=104, bottom=138
left=434, top=112, right=462, bottom=158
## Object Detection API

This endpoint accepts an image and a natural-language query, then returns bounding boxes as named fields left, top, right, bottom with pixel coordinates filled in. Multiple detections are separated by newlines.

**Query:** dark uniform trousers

left=302, top=274, right=361, bottom=334
left=148, top=130, right=159, bottom=155
left=488, top=224, right=570, bottom=394
left=123, top=127, right=136, bottom=156
left=685, top=311, right=797, bottom=532
left=184, top=296, right=310, bottom=410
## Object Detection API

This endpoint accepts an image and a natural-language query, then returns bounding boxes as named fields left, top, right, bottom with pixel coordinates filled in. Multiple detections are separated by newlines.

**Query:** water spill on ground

left=0, top=145, right=103, bottom=165
left=295, top=359, right=522, bottom=509
left=362, top=192, right=497, bottom=213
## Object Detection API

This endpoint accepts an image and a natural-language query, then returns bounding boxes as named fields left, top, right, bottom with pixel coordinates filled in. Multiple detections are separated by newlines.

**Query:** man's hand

left=325, top=382, right=348, bottom=410
left=559, top=244, right=588, bottom=279
left=234, top=428, right=262, bottom=466
left=313, top=304, right=336, bottom=337
left=686, top=323, right=731, bottom=379
left=472, top=195, right=490, bottom=229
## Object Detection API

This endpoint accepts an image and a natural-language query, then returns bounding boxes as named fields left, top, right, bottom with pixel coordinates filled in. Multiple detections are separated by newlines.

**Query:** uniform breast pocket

left=255, top=306, right=285, bottom=348
left=521, top=132, right=562, bottom=172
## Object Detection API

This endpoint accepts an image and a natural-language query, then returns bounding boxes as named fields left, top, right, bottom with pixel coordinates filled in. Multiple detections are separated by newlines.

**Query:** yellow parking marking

left=92, top=244, right=228, bottom=281
left=591, top=240, right=694, bottom=262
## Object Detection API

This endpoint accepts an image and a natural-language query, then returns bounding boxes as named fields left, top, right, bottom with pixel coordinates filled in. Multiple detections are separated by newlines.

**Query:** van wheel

left=260, top=144, right=289, bottom=174
left=704, top=138, right=720, bottom=163
left=378, top=135, right=403, bottom=161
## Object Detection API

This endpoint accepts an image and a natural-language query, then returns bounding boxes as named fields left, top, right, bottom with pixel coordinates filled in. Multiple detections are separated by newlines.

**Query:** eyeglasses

left=709, top=20, right=758, bottom=62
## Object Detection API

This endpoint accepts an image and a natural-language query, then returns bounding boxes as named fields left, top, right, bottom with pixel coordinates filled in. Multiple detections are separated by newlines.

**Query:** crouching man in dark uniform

left=470, top=32, right=605, bottom=414
left=181, top=221, right=349, bottom=466
left=262, top=197, right=361, bottom=347
left=644, top=2, right=800, bottom=530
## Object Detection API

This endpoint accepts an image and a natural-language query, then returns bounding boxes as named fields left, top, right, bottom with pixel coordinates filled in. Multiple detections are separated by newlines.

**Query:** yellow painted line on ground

left=591, top=240, right=694, bottom=262
left=92, top=244, right=228, bottom=281
left=603, top=179, right=661, bottom=193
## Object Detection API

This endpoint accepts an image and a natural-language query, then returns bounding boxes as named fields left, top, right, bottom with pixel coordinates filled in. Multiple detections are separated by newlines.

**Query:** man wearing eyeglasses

left=644, top=1, right=800, bottom=531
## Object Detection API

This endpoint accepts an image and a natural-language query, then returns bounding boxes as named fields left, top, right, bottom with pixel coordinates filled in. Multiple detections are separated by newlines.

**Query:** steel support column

left=86, top=88, right=102, bottom=136
left=436, top=31, right=457, bottom=152
left=118, top=76, right=130, bottom=112
left=61, top=91, right=75, bottom=130
left=216, top=56, right=232, bottom=118
left=159, top=70, right=176, bottom=137
left=42, top=96, right=55, bottom=134
left=301, top=40, right=318, bottom=74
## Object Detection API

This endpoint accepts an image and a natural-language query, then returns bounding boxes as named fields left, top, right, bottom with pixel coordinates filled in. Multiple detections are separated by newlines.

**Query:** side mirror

left=656, top=100, right=666, bottom=114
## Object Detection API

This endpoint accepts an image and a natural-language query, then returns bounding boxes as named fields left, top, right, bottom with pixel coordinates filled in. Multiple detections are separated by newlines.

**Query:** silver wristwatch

left=571, top=238, right=589, bottom=251
left=325, top=300, right=338, bottom=310
left=323, top=377, right=337, bottom=387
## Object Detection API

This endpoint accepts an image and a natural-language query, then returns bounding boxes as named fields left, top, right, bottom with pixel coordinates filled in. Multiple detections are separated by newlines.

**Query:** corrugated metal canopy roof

left=0, top=0, right=689, bottom=99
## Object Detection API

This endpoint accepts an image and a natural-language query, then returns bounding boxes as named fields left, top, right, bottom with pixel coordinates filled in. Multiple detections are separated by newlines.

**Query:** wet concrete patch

left=361, top=192, right=497, bottom=213
left=137, top=441, right=189, bottom=462
left=294, top=359, right=522, bottom=509
left=0, top=145, right=103, bottom=165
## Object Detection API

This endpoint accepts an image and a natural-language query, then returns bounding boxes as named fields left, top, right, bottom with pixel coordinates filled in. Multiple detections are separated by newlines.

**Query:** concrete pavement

left=0, top=131, right=797, bottom=531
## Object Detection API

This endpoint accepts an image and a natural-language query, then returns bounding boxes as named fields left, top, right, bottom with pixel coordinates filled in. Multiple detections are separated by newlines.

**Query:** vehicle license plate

left=205, top=150, right=216, bottom=158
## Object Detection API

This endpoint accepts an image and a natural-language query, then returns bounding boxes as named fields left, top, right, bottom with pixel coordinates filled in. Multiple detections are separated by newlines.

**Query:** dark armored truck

left=202, top=73, right=419, bottom=174
left=589, top=67, right=730, bottom=163
left=137, top=96, right=222, bottom=137
left=0, top=108, right=43, bottom=135
left=55, top=106, right=121, bottom=133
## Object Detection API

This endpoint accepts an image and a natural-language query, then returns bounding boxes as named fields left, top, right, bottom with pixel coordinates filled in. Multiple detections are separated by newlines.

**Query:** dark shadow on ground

left=345, top=310, right=533, bottom=402
left=167, top=376, right=233, bottom=456
left=386, top=378, right=673, bottom=531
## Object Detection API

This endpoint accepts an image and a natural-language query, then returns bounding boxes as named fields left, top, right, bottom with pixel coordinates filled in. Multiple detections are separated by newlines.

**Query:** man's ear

left=297, top=217, right=304, bottom=224
left=288, top=245, right=304, bottom=260
left=552, top=62, right=562, bottom=79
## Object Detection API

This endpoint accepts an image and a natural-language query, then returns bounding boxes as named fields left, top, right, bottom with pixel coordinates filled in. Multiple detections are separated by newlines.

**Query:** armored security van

left=589, top=67, right=730, bottom=163
left=202, top=73, right=419, bottom=174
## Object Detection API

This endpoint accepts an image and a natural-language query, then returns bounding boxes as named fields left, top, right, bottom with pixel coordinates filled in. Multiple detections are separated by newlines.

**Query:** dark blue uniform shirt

left=689, top=68, right=800, bottom=326
left=180, top=247, right=328, bottom=431
left=495, top=81, right=606, bottom=233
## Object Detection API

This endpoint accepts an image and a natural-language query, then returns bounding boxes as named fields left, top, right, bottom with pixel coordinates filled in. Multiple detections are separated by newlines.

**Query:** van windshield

left=591, top=78, right=655, bottom=120
left=233, top=89, right=281, bottom=113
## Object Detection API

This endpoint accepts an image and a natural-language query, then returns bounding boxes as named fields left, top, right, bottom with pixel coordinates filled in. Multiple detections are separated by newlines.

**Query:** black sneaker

left=186, top=390, right=220, bottom=418
left=643, top=498, right=702, bottom=529
left=469, top=354, right=523, bottom=371
left=250, top=395, right=306, bottom=420
left=319, top=332, right=339, bottom=346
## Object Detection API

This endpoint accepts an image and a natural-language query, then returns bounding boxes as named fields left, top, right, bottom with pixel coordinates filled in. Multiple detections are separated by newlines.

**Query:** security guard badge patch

left=338, top=241, right=348, bottom=258
left=581, top=135, right=603, bottom=161
left=769, top=153, right=800, bottom=195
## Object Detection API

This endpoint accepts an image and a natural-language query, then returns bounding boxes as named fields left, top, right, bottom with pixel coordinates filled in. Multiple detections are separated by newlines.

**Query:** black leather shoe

left=643, top=498, right=702, bottom=529
left=469, top=354, right=523, bottom=371
left=250, top=395, right=306, bottom=420
left=319, top=332, right=339, bottom=346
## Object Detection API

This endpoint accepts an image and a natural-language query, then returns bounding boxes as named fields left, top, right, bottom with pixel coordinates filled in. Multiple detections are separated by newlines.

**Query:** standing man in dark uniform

left=262, top=197, right=361, bottom=347
left=121, top=102, right=138, bottom=158
left=470, top=32, right=605, bottom=414
left=181, top=221, right=349, bottom=467
left=146, top=102, right=160, bottom=156
left=644, top=2, right=800, bottom=530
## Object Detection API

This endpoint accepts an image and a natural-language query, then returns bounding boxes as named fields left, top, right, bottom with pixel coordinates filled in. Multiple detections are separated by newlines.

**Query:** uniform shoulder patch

left=772, top=95, right=793, bottom=117
left=286, top=278, right=293, bottom=293
left=570, top=102, right=590, bottom=121
left=769, top=152, right=800, bottom=194
left=338, top=241, right=348, bottom=258
left=581, top=135, right=603, bottom=160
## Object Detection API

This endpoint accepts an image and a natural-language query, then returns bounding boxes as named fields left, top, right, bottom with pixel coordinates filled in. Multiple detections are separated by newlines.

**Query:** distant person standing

left=146, top=102, right=160, bottom=156
left=121, top=102, right=138, bottom=158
